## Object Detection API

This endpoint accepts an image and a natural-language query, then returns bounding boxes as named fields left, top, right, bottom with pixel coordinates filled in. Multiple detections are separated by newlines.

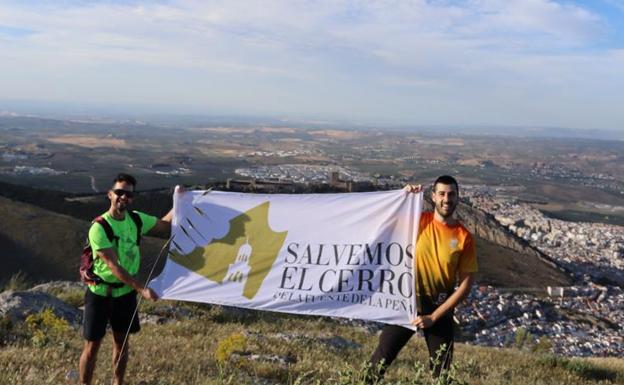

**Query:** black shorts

left=83, top=289, right=141, bottom=341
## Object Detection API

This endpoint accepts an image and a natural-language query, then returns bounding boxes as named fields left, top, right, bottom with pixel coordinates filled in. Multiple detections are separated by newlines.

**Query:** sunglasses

left=112, top=189, right=135, bottom=198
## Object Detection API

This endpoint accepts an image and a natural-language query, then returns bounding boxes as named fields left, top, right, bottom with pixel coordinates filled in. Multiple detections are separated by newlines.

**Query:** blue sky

left=1, top=0, right=623, bottom=130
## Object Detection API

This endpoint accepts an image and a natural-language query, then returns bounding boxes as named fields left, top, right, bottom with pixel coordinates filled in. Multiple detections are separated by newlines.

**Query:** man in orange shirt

left=368, top=175, right=477, bottom=380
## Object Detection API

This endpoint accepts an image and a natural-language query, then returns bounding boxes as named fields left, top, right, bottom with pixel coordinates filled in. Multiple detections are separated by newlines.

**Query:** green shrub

left=514, top=327, right=535, bottom=350
left=24, top=308, right=70, bottom=347
left=215, top=332, right=247, bottom=364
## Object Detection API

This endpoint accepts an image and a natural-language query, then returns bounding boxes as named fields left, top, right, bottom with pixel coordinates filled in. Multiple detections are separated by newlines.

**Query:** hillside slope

left=455, top=202, right=571, bottom=287
left=0, top=195, right=166, bottom=284
left=1, top=298, right=622, bottom=385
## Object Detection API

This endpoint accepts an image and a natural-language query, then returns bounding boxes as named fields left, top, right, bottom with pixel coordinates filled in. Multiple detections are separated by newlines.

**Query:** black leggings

left=369, top=313, right=454, bottom=380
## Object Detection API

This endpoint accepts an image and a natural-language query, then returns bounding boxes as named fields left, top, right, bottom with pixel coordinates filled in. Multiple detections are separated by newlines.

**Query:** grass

left=1, top=271, right=31, bottom=292
left=539, top=208, right=624, bottom=226
left=55, top=287, right=86, bottom=308
left=0, top=301, right=622, bottom=385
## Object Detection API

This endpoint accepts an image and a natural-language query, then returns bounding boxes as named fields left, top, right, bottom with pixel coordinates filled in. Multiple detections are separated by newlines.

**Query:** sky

left=1, top=0, right=623, bottom=130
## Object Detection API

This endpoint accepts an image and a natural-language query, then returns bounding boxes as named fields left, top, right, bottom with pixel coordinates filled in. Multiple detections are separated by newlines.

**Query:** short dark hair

left=433, top=175, right=459, bottom=193
left=112, top=173, right=137, bottom=189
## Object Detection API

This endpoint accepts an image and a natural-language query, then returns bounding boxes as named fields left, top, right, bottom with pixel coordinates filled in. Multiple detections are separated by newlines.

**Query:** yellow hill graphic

left=170, top=201, right=287, bottom=299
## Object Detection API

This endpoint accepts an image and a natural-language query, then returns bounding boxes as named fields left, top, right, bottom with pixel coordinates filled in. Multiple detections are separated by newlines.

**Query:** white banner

left=150, top=189, right=423, bottom=328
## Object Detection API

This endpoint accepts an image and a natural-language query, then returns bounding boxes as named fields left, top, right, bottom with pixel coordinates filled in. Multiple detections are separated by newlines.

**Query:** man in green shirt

left=79, top=173, right=173, bottom=385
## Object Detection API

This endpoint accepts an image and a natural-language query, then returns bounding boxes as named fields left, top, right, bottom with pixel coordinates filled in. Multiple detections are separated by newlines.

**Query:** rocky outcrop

left=418, top=198, right=574, bottom=287
left=30, top=281, right=85, bottom=294
left=0, top=290, right=81, bottom=326
left=424, top=198, right=571, bottom=277
left=458, top=203, right=554, bottom=259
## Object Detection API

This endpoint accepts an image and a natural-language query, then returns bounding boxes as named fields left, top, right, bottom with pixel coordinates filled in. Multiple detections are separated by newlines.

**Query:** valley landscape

left=0, top=114, right=622, bottom=384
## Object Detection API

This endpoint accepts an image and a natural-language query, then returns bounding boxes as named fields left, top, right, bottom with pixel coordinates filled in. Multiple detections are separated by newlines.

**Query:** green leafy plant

left=514, top=327, right=535, bottom=350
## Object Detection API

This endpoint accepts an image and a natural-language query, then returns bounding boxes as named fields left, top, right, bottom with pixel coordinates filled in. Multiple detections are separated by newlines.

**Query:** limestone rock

left=0, top=290, right=82, bottom=326
left=317, top=335, right=361, bottom=350
left=29, top=280, right=85, bottom=294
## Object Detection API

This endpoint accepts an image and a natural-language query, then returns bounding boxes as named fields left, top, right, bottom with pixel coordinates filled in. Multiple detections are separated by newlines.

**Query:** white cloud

left=0, top=0, right=622, bottom=129
left=601, top=0, right=624, bottom=12
left=456, top=0, right=602, bottom=41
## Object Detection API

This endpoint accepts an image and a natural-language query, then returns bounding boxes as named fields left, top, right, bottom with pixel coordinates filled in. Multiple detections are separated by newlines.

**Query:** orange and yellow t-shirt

left=415, top=212, right=477, bottom=302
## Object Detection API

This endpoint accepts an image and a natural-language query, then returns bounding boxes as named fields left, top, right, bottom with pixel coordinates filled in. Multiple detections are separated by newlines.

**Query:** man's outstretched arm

left=147, top=208, right=173, bottom=238
left=412, top=272, right=474, bottom=328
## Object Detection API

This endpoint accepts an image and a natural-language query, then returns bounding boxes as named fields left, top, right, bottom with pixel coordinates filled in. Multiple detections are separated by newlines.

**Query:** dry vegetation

left=46, top=135, right=130, bottom=149
left=1, top=298, right=622, bottom=385
left=308, top=130, right=367, bottom=140
left=260, top=127, right=299, bottom=134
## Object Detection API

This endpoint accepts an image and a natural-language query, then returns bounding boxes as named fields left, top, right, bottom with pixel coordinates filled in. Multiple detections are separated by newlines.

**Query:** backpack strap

left=94, top=213, right=142, bottom=245
left=87, top=216, right=124, bottom=289
left=93, top=216, right=117, bottom=244
left=128, top=211, right=143, bottom=246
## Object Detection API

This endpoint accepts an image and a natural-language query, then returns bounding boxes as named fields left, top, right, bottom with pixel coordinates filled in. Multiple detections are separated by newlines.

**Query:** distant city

left=459, top=186, right=623, bottom=357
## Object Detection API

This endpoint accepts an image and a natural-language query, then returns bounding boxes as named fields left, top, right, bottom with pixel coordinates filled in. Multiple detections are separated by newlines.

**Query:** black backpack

left=79, top=211, right=143, bottom=286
